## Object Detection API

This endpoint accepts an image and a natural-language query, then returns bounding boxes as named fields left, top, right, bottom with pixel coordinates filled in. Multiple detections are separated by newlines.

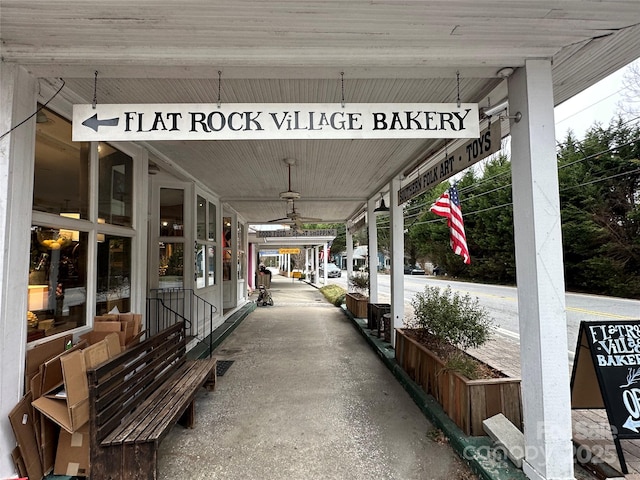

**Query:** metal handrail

left=146, top=288, right=217, bottom=357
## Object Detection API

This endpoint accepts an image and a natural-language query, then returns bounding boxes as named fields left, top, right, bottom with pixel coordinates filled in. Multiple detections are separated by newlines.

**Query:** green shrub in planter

left=348, top=272, right=369, bottom=294
left=410, top=286, right=492, bottom=350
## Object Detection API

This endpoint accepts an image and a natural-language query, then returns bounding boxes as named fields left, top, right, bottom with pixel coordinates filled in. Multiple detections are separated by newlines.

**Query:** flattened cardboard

left=8, top=393, right=44, bottom=480
left=83, top=340, right=110, bottom=369
left=54, top=423, right=90, bottom=477
left=80, top=330, right=126, bottom=347
left=38, top=341, right=87, bottom=396
left=11, top=446, right=27, bottom=477
left=38, top=413, right=58, bottom=475
left=93, top=321, right=122, bottom=332
left=32, top=349, right=89, bottom=433
left=25, top=334, right=72, bottom=394
left=133, top=314, right=143, bottom=335
left=104, top=332, right=122, bottom=356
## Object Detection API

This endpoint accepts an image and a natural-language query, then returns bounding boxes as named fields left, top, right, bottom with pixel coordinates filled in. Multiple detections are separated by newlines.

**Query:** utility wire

left=0, top=80, right=66, bottom=141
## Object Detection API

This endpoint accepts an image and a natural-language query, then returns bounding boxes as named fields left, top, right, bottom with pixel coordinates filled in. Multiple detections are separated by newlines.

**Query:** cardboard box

left=83, top=313, right=144, bottom=347
left=32, top=349, right=89, bottom=433
left=54, top=423, right=90, bottom=477
left=8, top=393, right=44, bottom=480
left=81, top=329, right=127, bottom=347
left=93, top=321, right=122, bottom=333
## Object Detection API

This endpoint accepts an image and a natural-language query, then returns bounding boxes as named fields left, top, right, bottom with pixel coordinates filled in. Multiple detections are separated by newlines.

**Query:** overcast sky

left=554, top=61, right=636, bottom=141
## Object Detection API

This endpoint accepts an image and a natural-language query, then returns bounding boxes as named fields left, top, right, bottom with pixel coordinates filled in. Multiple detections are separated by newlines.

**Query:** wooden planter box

left=367, top=303, right=390, bottom=331
left=346, top=293, right=368, bottom=318
left=395, top=329, right=522, bottom=436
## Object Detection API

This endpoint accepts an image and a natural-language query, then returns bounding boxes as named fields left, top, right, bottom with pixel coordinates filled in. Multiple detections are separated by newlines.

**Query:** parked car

left=320, top=263, right=342, bottom=278
left=404, top=264, right=425, bottom=275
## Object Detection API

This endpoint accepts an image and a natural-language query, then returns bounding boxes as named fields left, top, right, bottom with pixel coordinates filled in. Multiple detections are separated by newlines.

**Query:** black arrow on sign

left=82, top=114, right=120, bottom=132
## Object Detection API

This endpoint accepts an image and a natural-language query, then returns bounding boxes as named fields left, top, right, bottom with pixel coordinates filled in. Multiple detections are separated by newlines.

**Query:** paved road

left=319, top=272, right=640, bottom=358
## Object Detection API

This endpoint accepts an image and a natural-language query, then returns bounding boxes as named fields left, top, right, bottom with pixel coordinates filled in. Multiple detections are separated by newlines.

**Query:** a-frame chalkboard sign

left=571, top=320, right=640, bottom=474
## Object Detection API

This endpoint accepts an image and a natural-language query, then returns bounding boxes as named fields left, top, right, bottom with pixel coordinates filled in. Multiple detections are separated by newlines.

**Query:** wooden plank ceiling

left=2, top=1, right=640, bottom=225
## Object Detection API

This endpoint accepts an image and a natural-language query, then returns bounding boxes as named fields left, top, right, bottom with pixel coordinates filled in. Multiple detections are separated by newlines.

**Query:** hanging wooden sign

left=397, top=120, right=500, bottom=205
left=571, top=320, right=640, bottom=474
left=72, top=103, right=479, bottom=141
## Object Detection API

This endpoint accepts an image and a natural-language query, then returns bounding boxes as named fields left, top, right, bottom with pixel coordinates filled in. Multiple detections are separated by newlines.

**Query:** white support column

left=0, top=63, right=37, bottom=477
left=323, top=243, right=328, bottom=283
left=389, top=179, right=404, bottom=347
left=346, top=223, right=353, bottom=284
left=509, top=59, right=574, bottom=480
left=367, top=197, right=379, bottom=303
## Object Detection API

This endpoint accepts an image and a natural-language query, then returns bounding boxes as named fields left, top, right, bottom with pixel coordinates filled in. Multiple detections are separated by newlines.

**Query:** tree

left=618, top=60, right=640, bottom=119
left=557, top=119, right=640, bottom=297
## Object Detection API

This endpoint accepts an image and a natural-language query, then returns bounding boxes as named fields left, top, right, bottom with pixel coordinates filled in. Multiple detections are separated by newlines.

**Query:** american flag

left=429, top=185, right=471, bottom=264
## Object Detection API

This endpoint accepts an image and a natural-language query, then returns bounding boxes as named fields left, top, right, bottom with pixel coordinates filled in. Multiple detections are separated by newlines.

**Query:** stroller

left=256, top=284, right=273, bottom=306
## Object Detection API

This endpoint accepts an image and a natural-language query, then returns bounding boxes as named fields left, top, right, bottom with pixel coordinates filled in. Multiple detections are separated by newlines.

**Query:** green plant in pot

left=346, top=272, right=369, bottom=317
left=408, top=286, right=492, bottom=379
left=397, top=286, right=522, bottom=436
left=348, top=272, right=369, bottom=294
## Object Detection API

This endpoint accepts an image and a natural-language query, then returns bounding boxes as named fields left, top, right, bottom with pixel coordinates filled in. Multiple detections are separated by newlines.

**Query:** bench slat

left=87, top=321, right=218, bottom=480
left=103, top=358, right=216, bottom=445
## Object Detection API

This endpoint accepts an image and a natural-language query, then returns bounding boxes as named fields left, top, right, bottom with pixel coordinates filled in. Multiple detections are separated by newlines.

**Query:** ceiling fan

left=268, top=159, right=321, bottom=227
left=268, top=199, right=322, bottom=228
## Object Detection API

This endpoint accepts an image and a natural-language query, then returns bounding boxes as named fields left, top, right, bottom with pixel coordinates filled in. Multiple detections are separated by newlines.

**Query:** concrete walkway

left=158, top=275, right=475, bottom=480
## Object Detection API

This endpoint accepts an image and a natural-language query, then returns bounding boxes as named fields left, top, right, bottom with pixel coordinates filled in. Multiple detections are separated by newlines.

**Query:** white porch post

left=0, top=63, right=37, bottom=477
left=367, top=197, right=379, bottom=303
left=346, top=222, right=353, bottom=282
left=389, top=179, right=404, bottom=347
left=323, top=243, right=328, bottom=283
left=509, top=59, right=574, bottom=480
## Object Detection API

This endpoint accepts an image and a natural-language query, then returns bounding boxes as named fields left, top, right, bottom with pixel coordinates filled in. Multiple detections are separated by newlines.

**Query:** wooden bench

left=86, top=322, right=217, bottom=480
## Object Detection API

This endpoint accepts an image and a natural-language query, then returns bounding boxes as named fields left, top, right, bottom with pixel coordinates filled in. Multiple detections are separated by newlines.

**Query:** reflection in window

left=197, top=195, right=206, bottom=240
left=33, top=107, right=90, bottom=218
left=237, top=223, right=245, bottom=280
left=96, top=235, right=131, bottom=315
left=208, top=246, right=216, bottom=286
left=208, top=202, right=216, bottom=241
left=98, top=143, right=133, bottom=227
left=159, top=242, right=184, bottom=288
left=223, top=217, right=232, bottom=281
left=160, top=188, right=184, bottom=237
left=27, top=226, right=88, bottom=341
left=195, top=243, right=206, bottom=288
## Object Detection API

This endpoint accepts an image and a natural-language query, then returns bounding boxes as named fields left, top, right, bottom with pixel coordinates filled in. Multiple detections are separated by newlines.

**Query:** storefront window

left=223, top=217, right=232, bottom=281
left=33, top=107, right=90, bottom=218
left=160, top=188, right=184, bottom=236
left=208, top=246, right=216, bottom=286
left=195, top=243, right=206, bottom=288
left=98, top=143, right=133, bottom=227
left=197, top=195, right=206, bottom=240
left=28, top=226, right=88, bottom=341
left=96, top=235, right=131, bottom=315
left=208, top=202, right=216, bottom=242
left=237, top=223, right=245, bottom=280
left=159, top=242, right=184, bottom=288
